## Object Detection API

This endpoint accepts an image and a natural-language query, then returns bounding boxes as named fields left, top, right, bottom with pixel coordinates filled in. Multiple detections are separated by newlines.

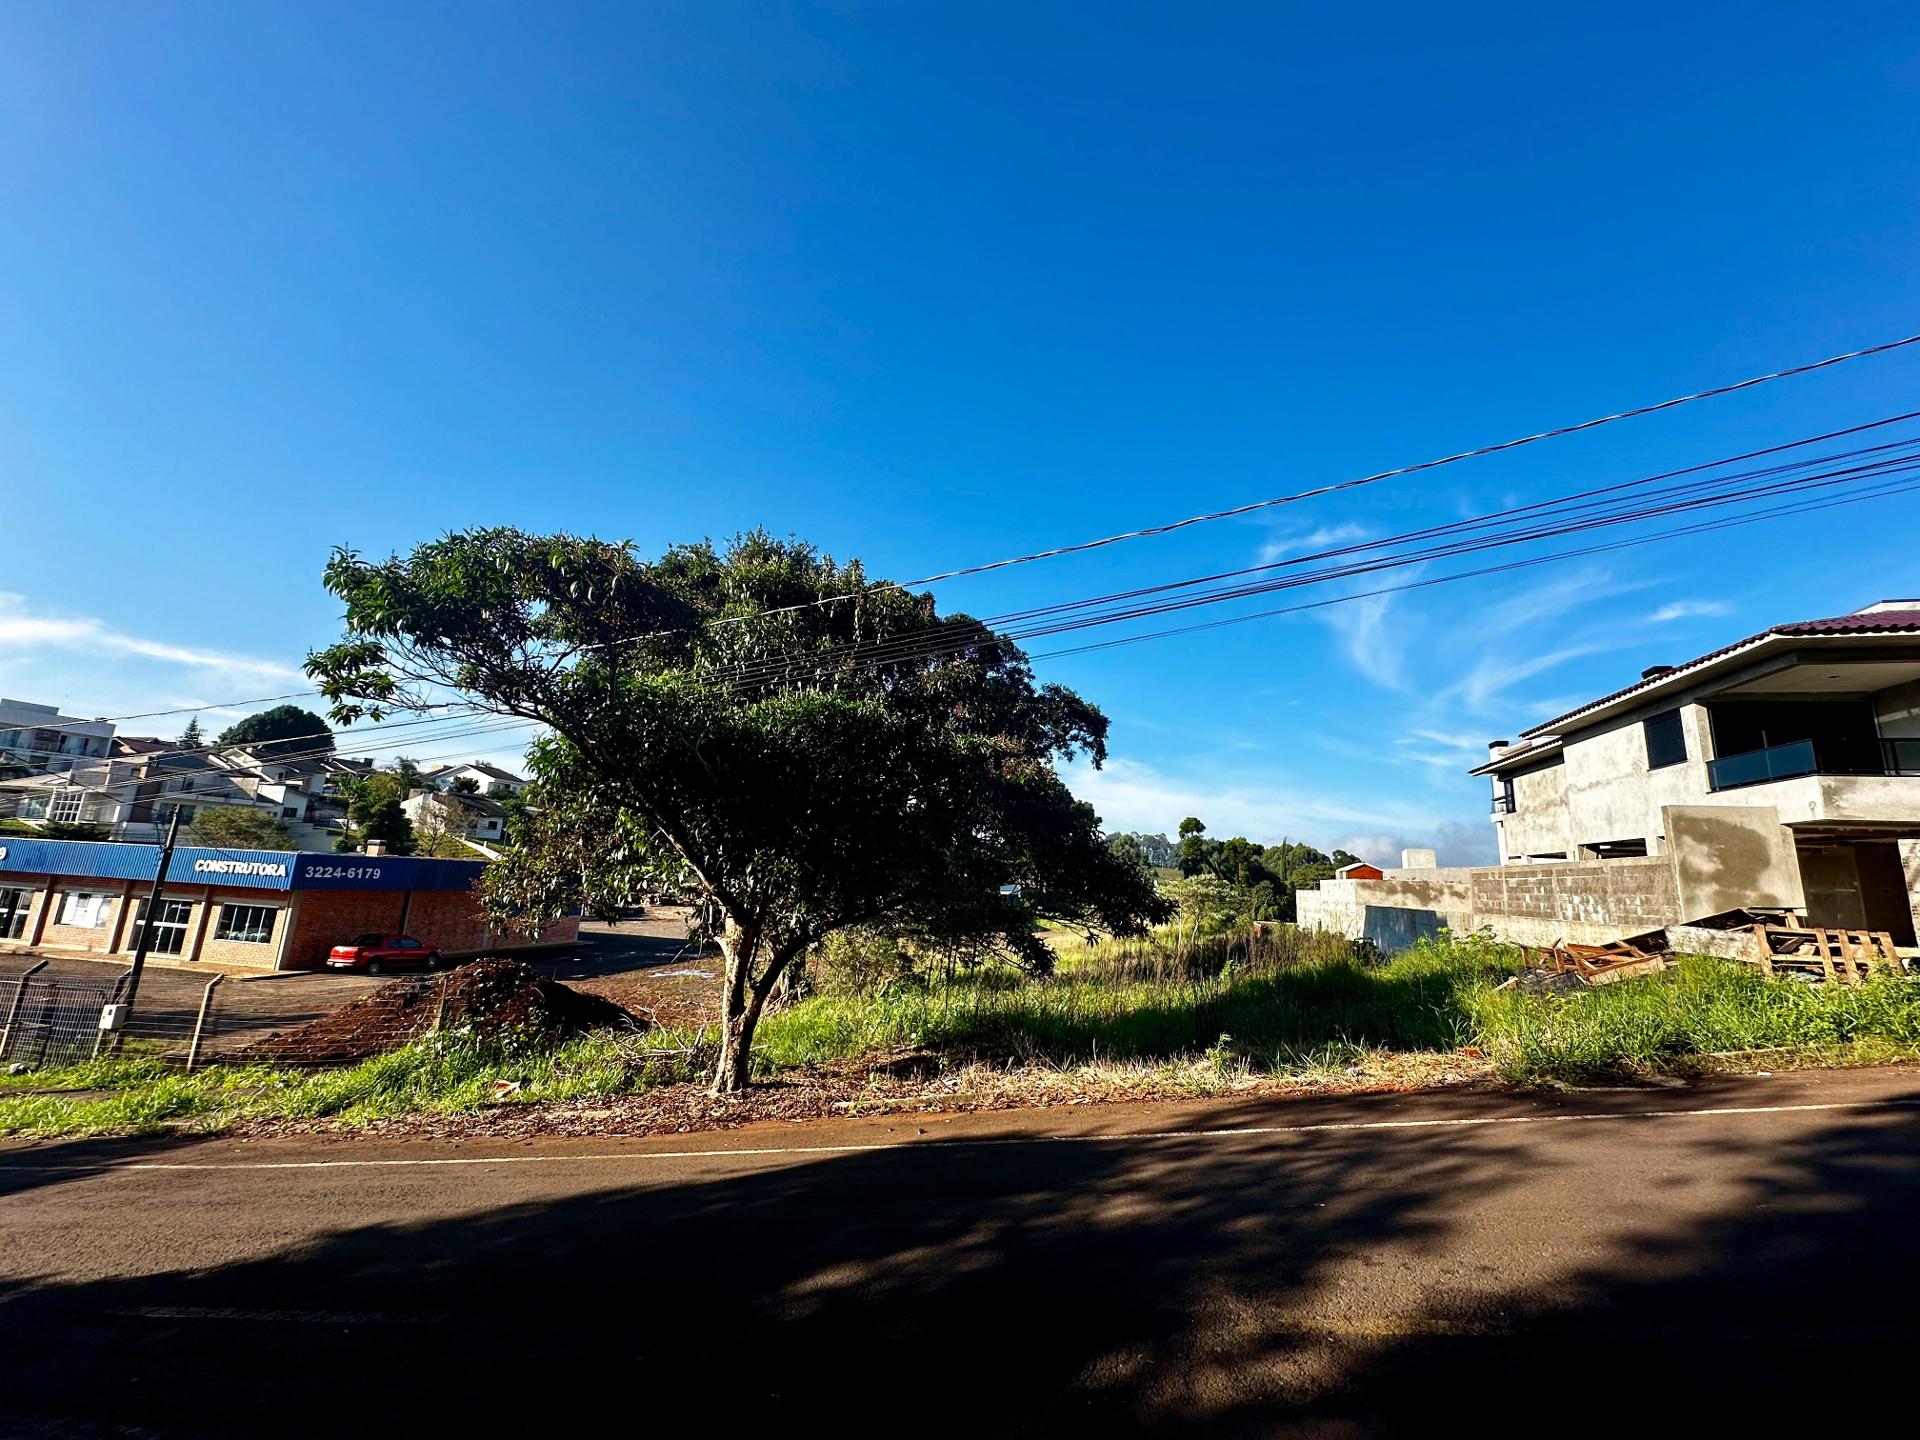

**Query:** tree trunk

left=712, top=923, right=754, bottom=1094
left=710, top=926, right=798, bottom=1095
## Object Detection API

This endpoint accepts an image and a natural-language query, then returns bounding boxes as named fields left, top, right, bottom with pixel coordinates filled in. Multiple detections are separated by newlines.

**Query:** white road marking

left=0, top=1096, right=1914, bottom=1175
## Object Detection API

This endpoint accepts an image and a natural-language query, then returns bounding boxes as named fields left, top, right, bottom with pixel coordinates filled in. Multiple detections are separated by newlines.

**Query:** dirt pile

left=241, top=959, right=641, bottom=1066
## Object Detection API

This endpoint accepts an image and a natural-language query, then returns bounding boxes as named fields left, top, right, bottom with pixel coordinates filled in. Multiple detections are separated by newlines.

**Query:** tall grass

left=2, top=929, right=1917, bottom=1138
left=1473, top=955, right=1920, bottom=1081
left=759, top=927, right=1515, bottom=1073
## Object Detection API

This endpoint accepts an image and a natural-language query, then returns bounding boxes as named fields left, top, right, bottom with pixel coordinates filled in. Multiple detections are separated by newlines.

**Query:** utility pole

left=124, top=810, right=182, bottom=1012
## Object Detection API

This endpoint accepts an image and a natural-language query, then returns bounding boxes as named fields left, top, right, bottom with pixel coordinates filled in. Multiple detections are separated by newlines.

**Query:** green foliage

left=1473, top=955, right=1920, bottom=1081
left=307, top=527, right=1171, bottom=1088
left=1107, top=831, right=1176, bottom=868
left=449, top=775, right=481, bottom=794
left=215, top=705, right=333, bottom=761
left=188, top=806, right=294, bottom=851
left=39, top=821, right=110, bottom=841
left=1162, top=873, right=1240, bottom=936
left=1162, top=815, right=1351, bottom=923
left=340, top=771, right=415, bottom=854
left=6, top=938, right=1920, bottom=1139
left=177, top=716, right=205, bottom=748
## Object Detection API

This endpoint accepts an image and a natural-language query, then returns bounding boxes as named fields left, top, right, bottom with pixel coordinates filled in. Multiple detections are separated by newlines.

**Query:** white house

left=420, top=761, right=528, bottom=796
left=0, top=698, right=114, bottom=777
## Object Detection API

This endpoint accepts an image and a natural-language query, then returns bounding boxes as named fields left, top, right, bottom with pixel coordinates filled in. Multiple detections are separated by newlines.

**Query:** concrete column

left=1900, top=840, right=1920, bottom=947
left=27, top=876, right=52, bottom=947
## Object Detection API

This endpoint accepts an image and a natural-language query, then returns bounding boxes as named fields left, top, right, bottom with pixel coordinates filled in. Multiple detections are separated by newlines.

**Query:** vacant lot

left=3, top=924, right=1918, bottom=1141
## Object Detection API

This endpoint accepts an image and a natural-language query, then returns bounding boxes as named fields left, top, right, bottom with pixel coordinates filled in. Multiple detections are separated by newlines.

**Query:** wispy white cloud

left=1322, top=588, right=1409, bottom=690
left=1254, top=522, right=1373, bottom=568
left=1650, top=598, right=1732, bottom=623
left=1441, top=642, right=1610, bottom=715
left=0, top=594, right=301, bottom=681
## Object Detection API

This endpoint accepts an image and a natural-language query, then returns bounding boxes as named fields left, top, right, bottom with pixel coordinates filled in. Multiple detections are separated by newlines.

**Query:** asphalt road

left=3, top=1066, right=1919, bottom=1437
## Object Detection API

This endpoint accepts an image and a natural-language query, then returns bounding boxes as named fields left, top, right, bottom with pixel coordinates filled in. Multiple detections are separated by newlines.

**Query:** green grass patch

left=1473, top=954, right=1920, bottom=1081
left=3, top=931, right=1917, bottom=1139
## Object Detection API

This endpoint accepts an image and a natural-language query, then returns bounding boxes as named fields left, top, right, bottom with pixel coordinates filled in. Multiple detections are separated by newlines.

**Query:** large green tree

left=189, top=805, right=294, bottom=850
left=215, top=704, right=334, bottom=762
left=308, top=528, right=1168, bottom=1091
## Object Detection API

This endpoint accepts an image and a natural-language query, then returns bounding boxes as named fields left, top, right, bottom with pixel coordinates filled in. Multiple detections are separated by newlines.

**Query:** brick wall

left=282, top=888, right=411, bottom=970
left=191, top=886, right=294, bottom=970
left=36, top=879, right=129, bottom=955
left=282, top=886, right=578, bottom=969
left=0, top=871, right=50, bottom=949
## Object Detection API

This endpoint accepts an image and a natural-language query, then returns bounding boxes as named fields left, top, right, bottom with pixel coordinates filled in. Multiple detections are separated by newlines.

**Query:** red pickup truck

left=326, top=933, right=445, bottom=975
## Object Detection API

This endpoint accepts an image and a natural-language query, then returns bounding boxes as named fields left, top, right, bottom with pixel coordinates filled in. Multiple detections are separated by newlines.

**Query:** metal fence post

left=432, top=973, right=449, bottom=1033
left=185, top=974, right=225, bottom=1073
left=0, top=959, right=49, bottom=1062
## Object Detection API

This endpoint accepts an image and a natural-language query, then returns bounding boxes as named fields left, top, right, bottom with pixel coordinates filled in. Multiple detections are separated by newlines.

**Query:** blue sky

left=3, top=2, right=1919, bottom=863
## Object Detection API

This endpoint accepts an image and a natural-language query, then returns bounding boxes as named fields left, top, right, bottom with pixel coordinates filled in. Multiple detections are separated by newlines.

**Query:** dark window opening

left=1582, top=838, right=1650, bottom=860
left=1644, top=709, right=1687, bottom=770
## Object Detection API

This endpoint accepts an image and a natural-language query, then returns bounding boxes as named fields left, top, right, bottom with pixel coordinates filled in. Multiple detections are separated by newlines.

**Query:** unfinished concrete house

left=1298, top=599, right=1920, bottom=954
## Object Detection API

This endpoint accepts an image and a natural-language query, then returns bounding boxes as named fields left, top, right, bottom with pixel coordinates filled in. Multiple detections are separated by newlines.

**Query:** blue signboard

left=0, top=838, right=485, bottom=894
left=290, top=853, right=486, bottom=893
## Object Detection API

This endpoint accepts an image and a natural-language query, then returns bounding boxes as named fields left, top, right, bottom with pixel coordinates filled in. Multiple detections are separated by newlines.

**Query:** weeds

left=2, top=929, right=1916, bottom=1139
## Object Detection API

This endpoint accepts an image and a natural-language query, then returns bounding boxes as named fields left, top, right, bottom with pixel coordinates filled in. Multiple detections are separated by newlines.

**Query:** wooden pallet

left=1749, top=924, right=1898, bottom=984
left=1525, top=939, right=1669, bottom=986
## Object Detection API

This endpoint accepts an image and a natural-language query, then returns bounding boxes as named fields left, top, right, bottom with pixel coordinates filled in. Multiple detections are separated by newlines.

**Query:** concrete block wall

left=1301, top=855, right=1685, bottom=952
left=1469, top=858, right=1677, bottom=931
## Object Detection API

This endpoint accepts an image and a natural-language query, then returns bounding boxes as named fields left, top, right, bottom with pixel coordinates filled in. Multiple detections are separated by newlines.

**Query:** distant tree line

left=1110, top=817, right=1363, bottom=926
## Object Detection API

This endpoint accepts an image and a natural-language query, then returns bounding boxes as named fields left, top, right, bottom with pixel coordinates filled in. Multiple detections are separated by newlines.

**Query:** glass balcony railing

left=1707, top=737, right=1920, bottom=791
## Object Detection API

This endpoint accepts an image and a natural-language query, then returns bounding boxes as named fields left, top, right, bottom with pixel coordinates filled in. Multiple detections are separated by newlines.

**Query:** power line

left=96, top=691, right=321, bottom=723
left=704, top=452, right=1920, bottom=692
left=1027, top=474, right=1920, bottom=663
left=684, top=331, right=1920, bottom=629
left=53, top=456, right=1912, bottom=806
left=687, top=428, right=1920, bottom=694
left=94, top=330, right=1920, bottom=721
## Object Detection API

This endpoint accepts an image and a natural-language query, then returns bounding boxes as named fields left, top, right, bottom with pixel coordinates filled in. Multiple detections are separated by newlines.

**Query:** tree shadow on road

left=2, top=1080, right=1918, bottom=1436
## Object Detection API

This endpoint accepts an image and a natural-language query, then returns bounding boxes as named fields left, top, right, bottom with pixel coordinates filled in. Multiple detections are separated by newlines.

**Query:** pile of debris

left=1503, top=935, right=1670, bottom=993
left=241, top=959, right=641, bottom=1066
left=1505, top=912, right=1906, bottom=993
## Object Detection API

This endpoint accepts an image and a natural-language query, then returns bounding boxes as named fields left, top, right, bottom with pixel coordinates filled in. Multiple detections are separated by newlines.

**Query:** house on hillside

left=0, top=698, right=114, bottom=778
left=419, top=761, right=528, bottom=796
left=0, top=740, right=344, bottom=846
left=403, top=788, right=508, bottom=848
left=1298, top=599, right=1920, bottom=951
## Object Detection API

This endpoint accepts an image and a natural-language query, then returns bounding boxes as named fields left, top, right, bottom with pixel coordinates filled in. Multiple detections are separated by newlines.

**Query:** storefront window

left=215, top=903, right=277, bottom=945
left=132, top=898, right=193, bottom=955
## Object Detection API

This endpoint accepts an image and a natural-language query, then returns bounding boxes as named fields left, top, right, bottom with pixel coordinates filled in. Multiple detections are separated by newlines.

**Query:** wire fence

left=232, top=972, right=459, bottom=1067
left=0, top=964, right=226, bottom=1069
left=0, top=951, right=632, bottom=1073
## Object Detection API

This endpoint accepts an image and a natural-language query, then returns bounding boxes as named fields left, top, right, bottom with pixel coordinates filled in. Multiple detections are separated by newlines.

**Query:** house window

left=1644, top=709, right=1687, bottom=770
left=156, top=803, right=198, bottom=826
left=132, top=898, right=194, bottom=956
left=50, top=790, right=84, bottom=823
left=215, top=903, right=277, bottom=945
left=59, top=891, right=109, bottom=928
